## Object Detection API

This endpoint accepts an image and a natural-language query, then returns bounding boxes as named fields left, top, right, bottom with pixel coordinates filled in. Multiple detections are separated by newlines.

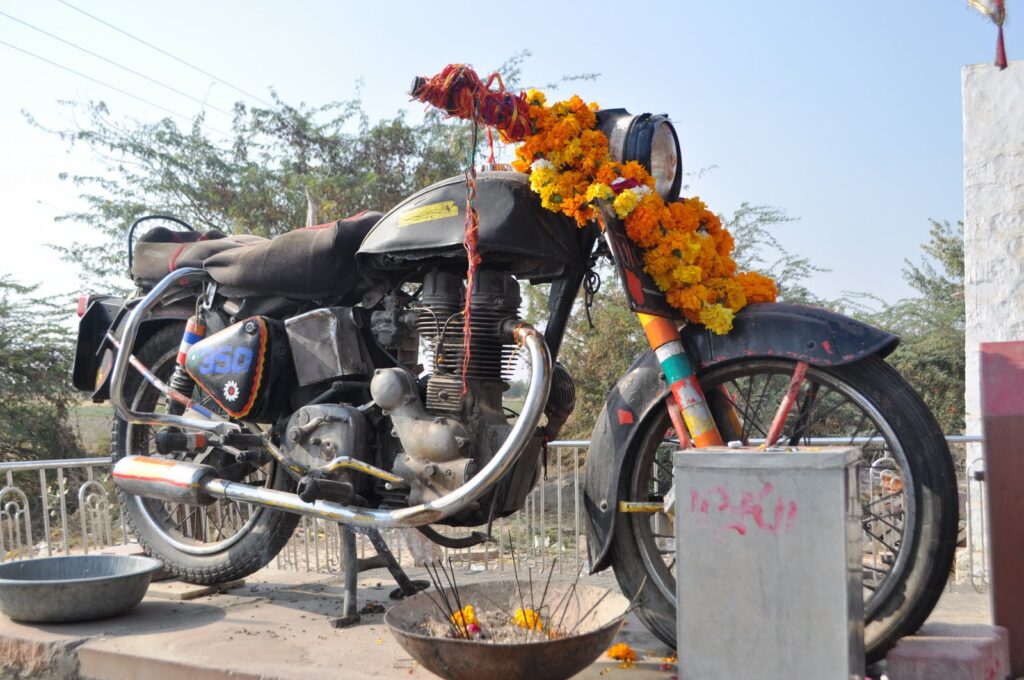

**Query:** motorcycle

left=71, top=74, right=957, bottom=663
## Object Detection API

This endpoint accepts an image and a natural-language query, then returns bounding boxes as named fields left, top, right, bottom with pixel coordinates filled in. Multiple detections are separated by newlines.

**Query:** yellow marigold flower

left=451, top=604, right=478, bottom=629
left=585, top=182, right=614, bottom=203
left=526, top=89, right=546, bottom=106
left=529, top=165, right=557, bottom=193
left=700, top=304, right=736, bottom=335
left=672, top=264, right=703, bottom=285
left=612, top=189, right=640, bottom=219
left=513, top=607, right=543, bottom=631
left=607, top=642, right=638, bottom=667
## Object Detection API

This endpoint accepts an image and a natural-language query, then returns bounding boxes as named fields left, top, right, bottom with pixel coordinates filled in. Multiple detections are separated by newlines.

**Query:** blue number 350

left=198, top=346, right=254, bottom=375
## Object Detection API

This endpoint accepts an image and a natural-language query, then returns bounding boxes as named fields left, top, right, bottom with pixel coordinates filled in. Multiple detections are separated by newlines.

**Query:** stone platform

left=0, top=562, right=998, bottom=680
left=0, top=567, right=675, bottom=680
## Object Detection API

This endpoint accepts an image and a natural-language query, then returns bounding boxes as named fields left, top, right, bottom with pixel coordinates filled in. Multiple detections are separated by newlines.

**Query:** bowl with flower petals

left=385, top=576, right=630, bottom=680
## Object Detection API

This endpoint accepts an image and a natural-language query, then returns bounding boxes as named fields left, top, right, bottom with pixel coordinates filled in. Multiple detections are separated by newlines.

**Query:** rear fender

left=583, top=302, right=898, bottom=573
left=80, top=298, right=195, bottom=402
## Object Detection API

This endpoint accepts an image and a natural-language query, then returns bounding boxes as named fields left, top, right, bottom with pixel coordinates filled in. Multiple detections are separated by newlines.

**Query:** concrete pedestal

left=674, top=448, right=863, bottom=680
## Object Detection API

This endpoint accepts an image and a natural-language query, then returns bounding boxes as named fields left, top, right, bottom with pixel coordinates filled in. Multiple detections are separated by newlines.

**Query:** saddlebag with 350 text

left=184, top=316, right=293, bottom=422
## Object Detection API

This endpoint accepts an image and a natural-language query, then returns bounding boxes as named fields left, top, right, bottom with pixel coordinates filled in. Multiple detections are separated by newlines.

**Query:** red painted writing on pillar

left=690, top=483, right=798, bottom=536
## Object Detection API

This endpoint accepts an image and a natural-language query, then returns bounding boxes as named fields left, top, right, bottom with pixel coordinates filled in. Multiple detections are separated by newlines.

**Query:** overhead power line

left=0, top=38, right=231, bottom=137
left=56, top=0, right=274, bottom=108
left=0, top=9, right=233, bottom=117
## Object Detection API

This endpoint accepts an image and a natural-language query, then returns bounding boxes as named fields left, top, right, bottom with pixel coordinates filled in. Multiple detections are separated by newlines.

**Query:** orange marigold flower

left=607, top=642, right=638, bottom=667
left=736, top=271, right=778, bottom=303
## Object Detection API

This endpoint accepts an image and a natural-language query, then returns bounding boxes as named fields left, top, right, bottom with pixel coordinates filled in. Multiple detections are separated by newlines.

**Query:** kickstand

left=330, top=525, right=429, bottom=629
left=331, top=525, right=361, bottom=628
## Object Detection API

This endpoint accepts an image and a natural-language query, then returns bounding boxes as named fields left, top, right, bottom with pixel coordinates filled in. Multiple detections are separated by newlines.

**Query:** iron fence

left=0, top=437, right=989, bottom=588
left=0, top=457, right=127, bottom=560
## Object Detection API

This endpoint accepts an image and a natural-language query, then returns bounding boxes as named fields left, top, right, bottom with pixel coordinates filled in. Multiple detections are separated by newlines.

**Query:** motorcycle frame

left=103, top=212, right=827, bottom=532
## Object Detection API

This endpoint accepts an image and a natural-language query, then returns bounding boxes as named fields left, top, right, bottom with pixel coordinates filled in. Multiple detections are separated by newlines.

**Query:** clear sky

left=0, top=1, right=1014, bottom=304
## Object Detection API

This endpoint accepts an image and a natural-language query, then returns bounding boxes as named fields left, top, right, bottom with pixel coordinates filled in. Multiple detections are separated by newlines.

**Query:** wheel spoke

left=123, top=342, right=270, bottom=554
left=626, top=358, right=920, bottom=640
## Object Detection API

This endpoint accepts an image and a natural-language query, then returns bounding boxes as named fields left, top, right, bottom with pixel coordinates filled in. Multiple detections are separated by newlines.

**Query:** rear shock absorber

left=165, top=315, right=206, bottom=416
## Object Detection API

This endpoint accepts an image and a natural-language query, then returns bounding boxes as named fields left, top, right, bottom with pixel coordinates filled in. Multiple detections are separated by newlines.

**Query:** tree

left=37, top=50, right=590, bottom=293
left=36, top=96, right=473, bottom=291
left=866, top=220, right=965, bottom=435
left=0, top=279, right=83, bottom=462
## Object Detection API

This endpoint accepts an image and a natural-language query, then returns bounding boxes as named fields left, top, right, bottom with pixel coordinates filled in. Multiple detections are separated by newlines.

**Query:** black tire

left=607, top=356, right=958, bottom=664
left=111, top=323, right=300, bottom=584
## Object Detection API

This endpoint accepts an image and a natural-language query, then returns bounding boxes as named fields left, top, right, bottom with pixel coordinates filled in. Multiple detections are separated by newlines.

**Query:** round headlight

left=598, top=109, right=683, bottom=203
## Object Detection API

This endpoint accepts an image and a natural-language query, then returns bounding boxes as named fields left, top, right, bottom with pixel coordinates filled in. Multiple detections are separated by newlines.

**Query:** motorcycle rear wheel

left=607, top=356, right=958, bottom=663
left=111, top=324, right=300, bottom=584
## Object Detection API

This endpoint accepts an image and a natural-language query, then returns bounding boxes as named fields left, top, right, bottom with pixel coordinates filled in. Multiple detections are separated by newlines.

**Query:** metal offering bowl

left=385, top=580, right=629, bottom=680
left=0, top=555, right=163, bottom=623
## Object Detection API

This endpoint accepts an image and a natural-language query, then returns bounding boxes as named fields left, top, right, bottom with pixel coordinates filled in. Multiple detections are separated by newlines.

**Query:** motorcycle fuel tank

left=356, top=171, right=585, bottom=281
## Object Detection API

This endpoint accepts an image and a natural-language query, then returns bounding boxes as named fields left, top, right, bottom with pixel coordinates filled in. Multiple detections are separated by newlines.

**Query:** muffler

left=112, top=455, right=219, bottom=505
left=113, top=322, right=553, bottom=530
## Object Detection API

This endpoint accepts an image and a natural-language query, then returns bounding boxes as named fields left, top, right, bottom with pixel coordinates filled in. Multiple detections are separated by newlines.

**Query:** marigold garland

left=508, top=88, right=777, bottom=334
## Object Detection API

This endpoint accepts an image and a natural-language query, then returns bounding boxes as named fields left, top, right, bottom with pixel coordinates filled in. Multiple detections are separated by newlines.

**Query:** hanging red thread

left=461, top=127, right=482, bottom=393
left=411, top=64, right=533, bottom=141
left=412, top=64, right=527, bottom=393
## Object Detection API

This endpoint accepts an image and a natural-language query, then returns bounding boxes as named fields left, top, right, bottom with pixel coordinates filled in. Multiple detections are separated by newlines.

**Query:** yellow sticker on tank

left=398, top=200, right=459, bottom=227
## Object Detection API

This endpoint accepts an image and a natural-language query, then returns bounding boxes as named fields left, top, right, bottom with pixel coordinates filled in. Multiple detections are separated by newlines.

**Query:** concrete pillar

left=962, top=61, right=1024, bottom=585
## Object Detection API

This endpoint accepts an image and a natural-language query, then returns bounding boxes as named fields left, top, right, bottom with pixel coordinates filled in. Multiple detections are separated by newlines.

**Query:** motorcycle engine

left=369, top=269, right=574, bottom=525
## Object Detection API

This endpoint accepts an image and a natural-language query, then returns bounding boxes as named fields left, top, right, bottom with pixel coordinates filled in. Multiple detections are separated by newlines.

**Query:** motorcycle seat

left=131, top=211, right=382, bottom=299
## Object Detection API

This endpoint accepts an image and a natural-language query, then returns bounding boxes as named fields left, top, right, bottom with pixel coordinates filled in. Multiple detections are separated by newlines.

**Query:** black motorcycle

left=72, top=103, right=957, bottom=663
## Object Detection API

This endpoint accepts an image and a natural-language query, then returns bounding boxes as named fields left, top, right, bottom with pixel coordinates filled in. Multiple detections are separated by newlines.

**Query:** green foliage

left=35, top=95, right=473, bottom=290
left=38, top=50, right=596, bottom=293
left=865, top=221, right=965, bottom=434
left=0, top=279, right=84, bottom=461
left=557, top=281, right=647, bottom=438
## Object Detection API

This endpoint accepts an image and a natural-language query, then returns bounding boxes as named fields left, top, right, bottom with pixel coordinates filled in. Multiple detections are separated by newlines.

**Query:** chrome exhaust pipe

left=113, top=323, right=552, bottom=529
left=113, top=456, right=219, bottom=505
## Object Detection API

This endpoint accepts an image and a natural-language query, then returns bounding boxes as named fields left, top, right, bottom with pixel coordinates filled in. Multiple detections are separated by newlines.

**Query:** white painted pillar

left=963, top=61, right=1024, bottom=583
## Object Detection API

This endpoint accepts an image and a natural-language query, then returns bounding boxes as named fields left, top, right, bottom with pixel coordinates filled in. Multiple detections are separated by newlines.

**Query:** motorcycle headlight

left=598, top=109, right=683, bottom=203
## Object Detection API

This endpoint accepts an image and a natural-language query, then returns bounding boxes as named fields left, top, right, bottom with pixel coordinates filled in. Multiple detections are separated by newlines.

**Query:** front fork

left=619, top=313, right=812, bottom=514
left=636, top=313, right=724, bottom=448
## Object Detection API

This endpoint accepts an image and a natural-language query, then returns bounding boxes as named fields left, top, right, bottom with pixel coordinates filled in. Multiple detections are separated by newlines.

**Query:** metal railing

left=0, top=442, right=592, bottom=574
left=0, top=457, right=128, bottom=560
left=0, top=436, right=989, bottom=588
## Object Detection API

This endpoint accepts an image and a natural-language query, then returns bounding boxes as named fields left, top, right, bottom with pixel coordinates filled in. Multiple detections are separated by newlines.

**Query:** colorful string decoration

left=411, top=64, right=533, bottom=142
left=412, top=65, right=525, bottom=391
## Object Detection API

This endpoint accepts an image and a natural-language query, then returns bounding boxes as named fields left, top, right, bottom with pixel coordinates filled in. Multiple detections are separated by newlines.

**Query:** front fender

left=583, top=302, right=898, bottom=573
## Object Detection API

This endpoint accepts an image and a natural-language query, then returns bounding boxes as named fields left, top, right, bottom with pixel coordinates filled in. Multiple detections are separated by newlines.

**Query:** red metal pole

left=764, top=361, right=809, bottom=447
left=980, top=341, right=1024, bottom=675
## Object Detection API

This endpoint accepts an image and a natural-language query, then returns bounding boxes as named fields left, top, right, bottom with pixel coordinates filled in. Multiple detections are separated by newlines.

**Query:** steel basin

left=386, top=580, right=629, bottom=680
left=0, top=555, right=163, bottom=623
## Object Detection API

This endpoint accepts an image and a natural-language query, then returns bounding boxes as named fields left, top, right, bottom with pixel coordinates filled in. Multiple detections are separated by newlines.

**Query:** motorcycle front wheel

left=607, top=355, right=958, bottom=663
left=111, top=323, right=300, bottom=584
